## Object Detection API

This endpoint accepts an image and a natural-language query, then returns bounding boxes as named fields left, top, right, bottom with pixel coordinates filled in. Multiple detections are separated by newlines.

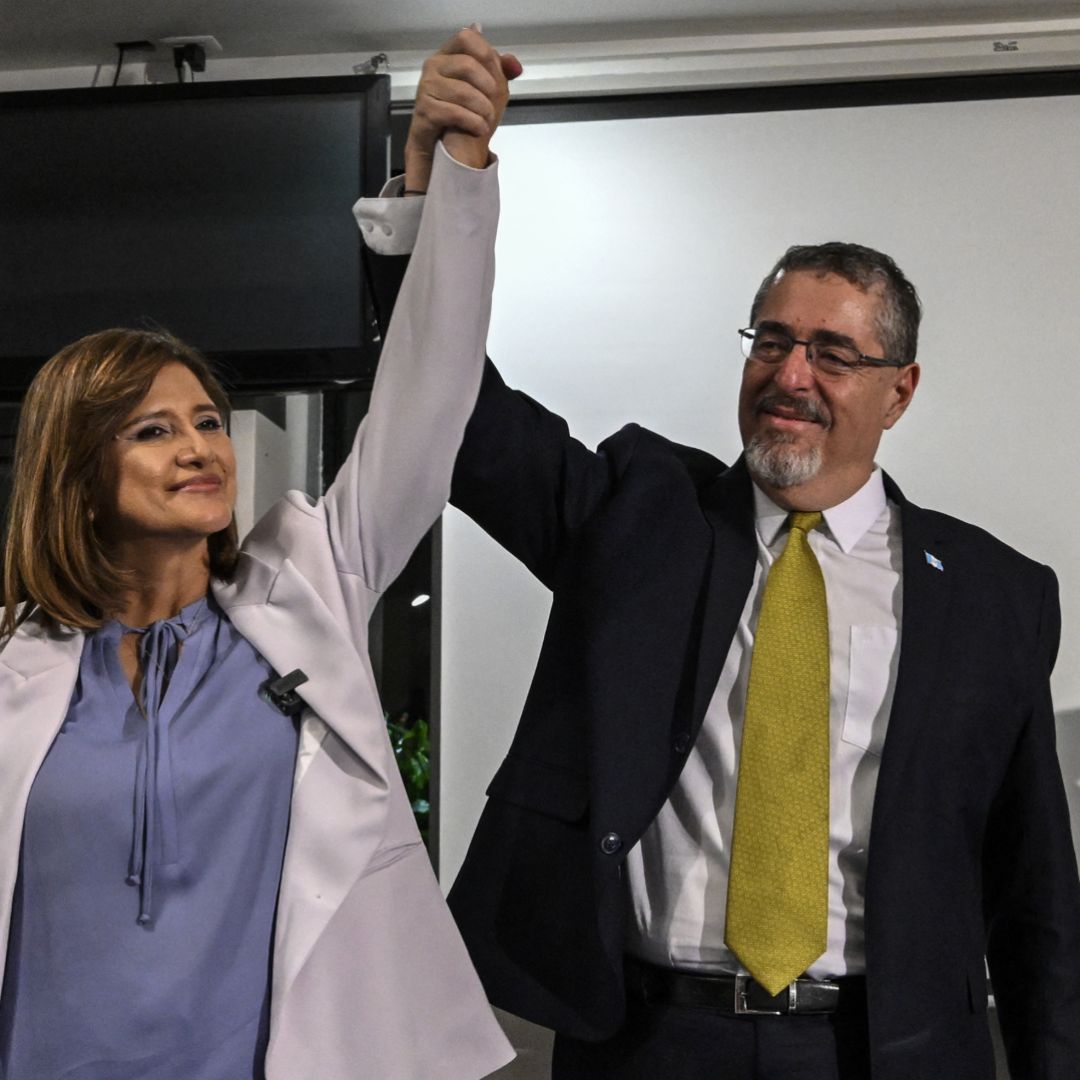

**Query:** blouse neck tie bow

left=123, top=600, right=205, bottom=925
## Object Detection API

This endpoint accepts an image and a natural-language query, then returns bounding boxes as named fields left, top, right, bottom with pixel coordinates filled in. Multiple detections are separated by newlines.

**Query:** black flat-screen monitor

left=0, top=75, right=389, bottom=395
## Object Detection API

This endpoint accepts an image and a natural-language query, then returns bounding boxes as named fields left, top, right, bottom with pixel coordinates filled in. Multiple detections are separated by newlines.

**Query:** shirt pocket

left=841, top=625, right=899, bottom=756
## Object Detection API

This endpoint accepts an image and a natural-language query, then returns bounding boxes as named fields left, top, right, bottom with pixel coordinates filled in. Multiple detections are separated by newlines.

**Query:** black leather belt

left=625, top=958, right=865, bottom=1017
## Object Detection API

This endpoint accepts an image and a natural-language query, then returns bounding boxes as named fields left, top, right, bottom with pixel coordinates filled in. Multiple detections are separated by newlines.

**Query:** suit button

left=673, top=732, right=691, bottom=754
left=600, top=832, right=623, bottom=855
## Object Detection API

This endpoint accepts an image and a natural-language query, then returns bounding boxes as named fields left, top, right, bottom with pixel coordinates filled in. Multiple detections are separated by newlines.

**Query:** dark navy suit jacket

left=368, top=251, right=1080, bottom=1080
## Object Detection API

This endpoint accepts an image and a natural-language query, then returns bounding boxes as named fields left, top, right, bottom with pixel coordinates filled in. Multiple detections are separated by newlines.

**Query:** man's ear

left=883, top=362, right=920, bottom=429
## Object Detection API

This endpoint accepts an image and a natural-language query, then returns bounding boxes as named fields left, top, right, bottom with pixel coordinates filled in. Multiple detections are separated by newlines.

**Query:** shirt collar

left=753, top=468, right=888, bottom=554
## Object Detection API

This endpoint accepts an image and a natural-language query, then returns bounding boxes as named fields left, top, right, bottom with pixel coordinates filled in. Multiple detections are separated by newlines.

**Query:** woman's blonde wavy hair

left=1, top=328, right=239, bottom=642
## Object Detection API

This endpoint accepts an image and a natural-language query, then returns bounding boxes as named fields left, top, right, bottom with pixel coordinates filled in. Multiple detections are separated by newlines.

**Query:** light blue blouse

left=0, top=597, right=299, bottom=1079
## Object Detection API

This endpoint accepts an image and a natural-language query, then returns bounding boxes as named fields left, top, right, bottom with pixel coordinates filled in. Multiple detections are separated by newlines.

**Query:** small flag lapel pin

left=924, top=550, right=944, bottom=572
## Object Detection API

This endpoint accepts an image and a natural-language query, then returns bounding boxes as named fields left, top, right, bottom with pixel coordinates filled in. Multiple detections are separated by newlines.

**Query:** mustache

left=755, top=391, right=832, bottom=428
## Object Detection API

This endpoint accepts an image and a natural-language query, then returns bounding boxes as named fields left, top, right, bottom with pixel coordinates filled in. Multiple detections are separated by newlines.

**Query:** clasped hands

left=404, top=27, right=522, bottom=192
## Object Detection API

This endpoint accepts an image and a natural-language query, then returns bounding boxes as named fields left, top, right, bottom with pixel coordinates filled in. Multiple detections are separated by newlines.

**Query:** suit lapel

left=871, top=476, right=953, bottom=833
left=695, top=466, right=954, bottom=778
left=691, top=458, right=758, bottom=733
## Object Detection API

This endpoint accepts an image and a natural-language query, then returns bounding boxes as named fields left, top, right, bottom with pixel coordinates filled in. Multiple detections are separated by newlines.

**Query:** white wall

left=439, top=95, right=1080, bottom=886
left=231, top=394, right=321, bottom=537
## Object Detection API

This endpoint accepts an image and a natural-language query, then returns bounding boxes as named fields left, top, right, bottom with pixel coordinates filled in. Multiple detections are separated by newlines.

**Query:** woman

left=0, top=132, right=511, bottom=1077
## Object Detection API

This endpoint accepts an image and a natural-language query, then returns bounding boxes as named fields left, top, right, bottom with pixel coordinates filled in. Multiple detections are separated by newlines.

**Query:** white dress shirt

left=625, top=468, right=903, bottom=978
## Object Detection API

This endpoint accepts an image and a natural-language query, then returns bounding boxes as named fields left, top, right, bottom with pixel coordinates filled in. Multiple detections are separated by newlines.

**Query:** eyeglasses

left=738, top=327, right=910, bottom=378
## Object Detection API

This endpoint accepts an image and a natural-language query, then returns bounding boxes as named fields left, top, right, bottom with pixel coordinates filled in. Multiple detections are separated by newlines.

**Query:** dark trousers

left=552, top=993, right=872, bottom=1080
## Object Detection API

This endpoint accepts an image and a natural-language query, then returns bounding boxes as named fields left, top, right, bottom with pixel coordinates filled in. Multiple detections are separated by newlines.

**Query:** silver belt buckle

left=733, top=974, right=790, bottom=1015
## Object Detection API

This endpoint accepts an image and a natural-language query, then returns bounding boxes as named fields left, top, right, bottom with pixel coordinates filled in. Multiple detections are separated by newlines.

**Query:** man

left=361, top=31, right=1080, bottom=1080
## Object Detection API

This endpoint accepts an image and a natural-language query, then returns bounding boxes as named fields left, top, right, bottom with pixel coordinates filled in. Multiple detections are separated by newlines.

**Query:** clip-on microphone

left=260, top=669, right=309, bottom=717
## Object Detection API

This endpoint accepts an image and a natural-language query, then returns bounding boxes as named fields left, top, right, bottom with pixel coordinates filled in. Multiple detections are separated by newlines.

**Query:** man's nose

left=772, top=342, right=816, bottom=391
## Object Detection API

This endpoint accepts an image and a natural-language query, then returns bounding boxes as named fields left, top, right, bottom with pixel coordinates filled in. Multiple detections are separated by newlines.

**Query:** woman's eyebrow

left=121, top=409, right=173, bottom=427
left=122, top=403, right=220, bottom=426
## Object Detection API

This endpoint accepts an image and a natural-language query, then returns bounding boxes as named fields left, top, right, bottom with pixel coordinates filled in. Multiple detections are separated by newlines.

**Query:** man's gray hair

left=749, top=242, right=923, bottom=365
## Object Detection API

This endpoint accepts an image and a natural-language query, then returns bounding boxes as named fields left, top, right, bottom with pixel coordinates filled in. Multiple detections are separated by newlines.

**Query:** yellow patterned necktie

left=725, top=510, right=830, bottom=996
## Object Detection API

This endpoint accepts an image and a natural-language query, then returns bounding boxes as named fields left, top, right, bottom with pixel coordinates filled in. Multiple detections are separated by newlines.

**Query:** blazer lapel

left=0, top=615, right=83, bottom=981
left=691, top=457, right=758, bottom=733
left=214, top=558, right=392, bottom=1017
left=215, top=556, right=390, bottom=786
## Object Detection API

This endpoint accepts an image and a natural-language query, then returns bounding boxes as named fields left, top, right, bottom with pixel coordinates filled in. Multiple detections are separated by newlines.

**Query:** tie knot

left=789, top=511, right=823, bottom=535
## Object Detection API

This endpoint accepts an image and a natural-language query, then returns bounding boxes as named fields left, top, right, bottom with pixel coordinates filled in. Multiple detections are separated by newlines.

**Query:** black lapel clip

left=260, top=669, right=309, bottom=717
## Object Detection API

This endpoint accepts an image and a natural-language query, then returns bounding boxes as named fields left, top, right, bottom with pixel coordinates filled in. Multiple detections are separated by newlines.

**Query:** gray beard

left=744, top=433, right=823, bottom=489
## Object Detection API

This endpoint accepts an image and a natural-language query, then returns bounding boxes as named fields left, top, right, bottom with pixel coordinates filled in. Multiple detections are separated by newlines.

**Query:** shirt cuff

left=352, top=141, right=496, bottom=257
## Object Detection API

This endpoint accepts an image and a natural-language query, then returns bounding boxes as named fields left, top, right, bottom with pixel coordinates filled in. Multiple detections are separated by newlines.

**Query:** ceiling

left=2, top=0, right=1077, bottom=74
